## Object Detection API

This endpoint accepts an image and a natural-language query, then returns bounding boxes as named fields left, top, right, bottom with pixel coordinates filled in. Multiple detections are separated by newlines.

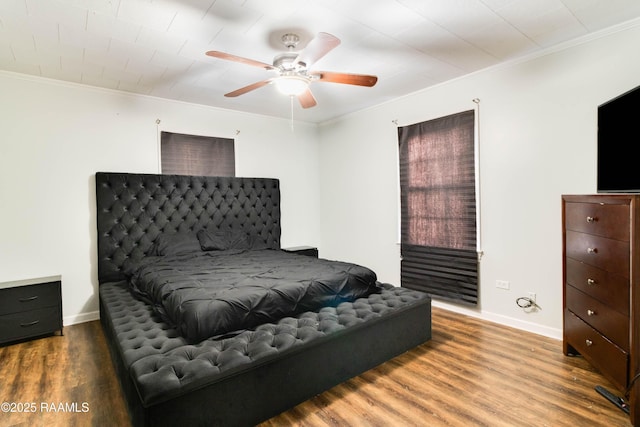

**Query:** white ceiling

left=2, top=0, right=640, bottom=123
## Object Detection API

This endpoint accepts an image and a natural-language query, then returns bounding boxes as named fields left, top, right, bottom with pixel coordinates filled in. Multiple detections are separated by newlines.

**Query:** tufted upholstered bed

left=95, top=172, right=432, bottom=426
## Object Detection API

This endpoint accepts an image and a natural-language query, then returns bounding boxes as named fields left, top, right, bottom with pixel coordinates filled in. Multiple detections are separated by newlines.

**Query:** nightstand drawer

left=0, top=306, right=62, bottom=344
left=565, top=230, right=629, bottom=276
left=565, top=258, right=629, bottom=315
left=0, top=281, right=61, bottom=315
left=566, top=285, right=629, bottom=351
left=564, top=310, right=628, bottom=391
left=564, top=202, right=629, bottom=241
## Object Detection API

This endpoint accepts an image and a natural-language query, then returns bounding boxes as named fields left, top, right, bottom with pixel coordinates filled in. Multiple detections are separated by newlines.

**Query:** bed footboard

left=100, top=282, right=431, bottom=427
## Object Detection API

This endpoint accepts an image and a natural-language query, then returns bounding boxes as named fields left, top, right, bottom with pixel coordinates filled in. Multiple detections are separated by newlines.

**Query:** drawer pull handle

left=585, top=339, right=593, bottom=346
left=587, top=309, right=596, bottom=316
left=19, top=296, right=38, bottom=302
left=20, top=320, right=40, bottom=327
left=587, top=247, right=597, bottom=254
left=587, top=278, right=596, bottom=286
left=586, top=216, right=597, bottom=223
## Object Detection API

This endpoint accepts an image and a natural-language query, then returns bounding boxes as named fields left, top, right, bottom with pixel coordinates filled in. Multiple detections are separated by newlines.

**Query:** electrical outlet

left=528, top=292, right=536, bottom=302
left=496, top=280, right=510, bottom=290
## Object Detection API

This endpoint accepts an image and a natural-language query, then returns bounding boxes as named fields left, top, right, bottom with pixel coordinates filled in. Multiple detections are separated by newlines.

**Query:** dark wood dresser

left=0, top=275, right=63, bottom=345
left=562, top=194, right=640, bottom=425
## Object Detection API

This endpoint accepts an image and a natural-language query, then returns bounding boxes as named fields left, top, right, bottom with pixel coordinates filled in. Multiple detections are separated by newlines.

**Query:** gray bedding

left=126, top=248, right=380, bottom=342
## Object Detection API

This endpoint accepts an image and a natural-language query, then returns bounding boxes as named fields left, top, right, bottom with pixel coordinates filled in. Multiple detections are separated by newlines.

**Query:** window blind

left=398, top=110, right=478, bottom=305
left=161, top=131, right=235, bottom=177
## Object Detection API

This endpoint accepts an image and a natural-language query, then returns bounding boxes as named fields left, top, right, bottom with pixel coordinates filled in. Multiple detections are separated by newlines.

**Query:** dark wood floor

left=0, top=307, right=632, bottom=427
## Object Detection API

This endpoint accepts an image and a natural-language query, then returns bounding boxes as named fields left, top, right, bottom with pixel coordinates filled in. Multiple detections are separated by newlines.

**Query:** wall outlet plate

left=496, top=280, right=510, bottom=290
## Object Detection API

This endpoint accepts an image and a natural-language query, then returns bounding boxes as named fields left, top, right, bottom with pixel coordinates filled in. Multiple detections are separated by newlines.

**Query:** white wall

left=318, top=21, right=640, bottom=339
left=0, top=73, right=321, bottom=325
left=2, top=20, right=639, bottom=339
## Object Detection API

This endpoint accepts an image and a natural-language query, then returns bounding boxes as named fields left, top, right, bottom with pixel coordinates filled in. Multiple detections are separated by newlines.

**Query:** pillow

left=197, top=229, right=255, bottom=251
left=149, top=232, right=201, bottom=256
left=196, top=229, right=229, bottom=251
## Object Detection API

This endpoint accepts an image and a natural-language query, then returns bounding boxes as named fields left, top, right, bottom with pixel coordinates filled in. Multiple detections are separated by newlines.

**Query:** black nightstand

left=0, top=276, right=63, bottom=345
left=283, top=246, right=319, bottom=258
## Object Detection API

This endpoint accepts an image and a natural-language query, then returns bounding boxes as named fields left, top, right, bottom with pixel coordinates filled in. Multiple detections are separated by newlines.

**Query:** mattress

left=126, top=247, right=380, bottom=342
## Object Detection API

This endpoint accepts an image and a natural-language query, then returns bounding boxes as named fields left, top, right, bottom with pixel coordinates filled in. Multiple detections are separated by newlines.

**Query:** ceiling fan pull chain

left=290, top=95, right=295, bottom=132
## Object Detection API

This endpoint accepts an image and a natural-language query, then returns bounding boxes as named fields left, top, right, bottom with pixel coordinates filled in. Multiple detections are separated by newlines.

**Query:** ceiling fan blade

left=294, top=32, right=340, bottom=68
left=297, top=88, right=317, bottom=108
left=312, top=71, right=378, bottom=87
left=206, top=51, right=275, bottom=70
left=224, top=79, right=274, bottom=97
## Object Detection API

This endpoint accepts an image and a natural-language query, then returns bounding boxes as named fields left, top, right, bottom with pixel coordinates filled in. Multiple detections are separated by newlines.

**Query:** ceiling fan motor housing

left=274, top=33, right=307, bottom=70
left=273, top=52, right=303, bottom=71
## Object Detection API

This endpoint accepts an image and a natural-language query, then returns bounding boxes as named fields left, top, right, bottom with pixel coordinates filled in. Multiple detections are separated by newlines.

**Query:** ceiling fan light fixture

left=274, top=75, right=309, bottom=96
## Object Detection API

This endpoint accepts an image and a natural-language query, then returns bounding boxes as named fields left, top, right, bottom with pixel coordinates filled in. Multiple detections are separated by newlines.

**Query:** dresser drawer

left=564, top=202, right=629, bottom=241
left=0, top=281, right=61, bottom=315
left=0, top=306, right=62, bottom=344
left=565, top=230, right=629, bottom=276
left=566, top=285, right=629, bottom=351
left=564, top=310, right=628, bottom=390
left=565, top=258, right=629, bottom=315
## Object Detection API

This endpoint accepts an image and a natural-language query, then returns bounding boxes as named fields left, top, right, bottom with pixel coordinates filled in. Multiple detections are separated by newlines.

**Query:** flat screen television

left=597, top=84, right=640, bottom=193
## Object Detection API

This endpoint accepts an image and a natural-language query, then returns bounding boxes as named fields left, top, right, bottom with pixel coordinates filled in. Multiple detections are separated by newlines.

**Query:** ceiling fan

left=205, top=32, right=378, bottom=108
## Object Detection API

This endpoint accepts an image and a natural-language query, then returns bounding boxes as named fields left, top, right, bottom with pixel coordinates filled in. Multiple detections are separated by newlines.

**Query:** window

left=398, top=110, right=478, bottom=305
left=161, top=131, right=235, bottom=176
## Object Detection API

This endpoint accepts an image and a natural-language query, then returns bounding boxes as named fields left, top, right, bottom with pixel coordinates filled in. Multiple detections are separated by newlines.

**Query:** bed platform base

left=100, top=282, right=431, bottom=427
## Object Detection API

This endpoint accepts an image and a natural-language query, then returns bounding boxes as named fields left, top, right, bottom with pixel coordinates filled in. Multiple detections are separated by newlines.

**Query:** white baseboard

left=63, top=310, right=99, bottom=326
left=432, top=300, right=562, bottom=341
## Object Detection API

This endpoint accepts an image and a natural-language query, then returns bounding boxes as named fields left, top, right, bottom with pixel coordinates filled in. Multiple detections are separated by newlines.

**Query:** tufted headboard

left=95, top=172, right=281, bottom=284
